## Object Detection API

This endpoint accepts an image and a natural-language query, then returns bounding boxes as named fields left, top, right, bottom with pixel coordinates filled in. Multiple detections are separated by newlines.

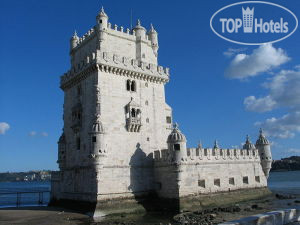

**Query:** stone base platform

left=49, top=187, right=272, bottom=218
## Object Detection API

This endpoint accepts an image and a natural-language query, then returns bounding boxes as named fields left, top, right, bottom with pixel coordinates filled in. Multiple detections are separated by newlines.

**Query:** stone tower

left=51, top=7, right=272, bottom=217
left=256, top=129, right=272, bottom=178
left=51, top=7, right=172, bottom=214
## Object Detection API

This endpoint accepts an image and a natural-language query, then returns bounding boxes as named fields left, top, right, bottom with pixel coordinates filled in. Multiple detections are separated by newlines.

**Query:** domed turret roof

left=243, top=135, right=255, bottom=150
left=167, top=123, right=186, bottom=143
left=91, top=114, right=104, bottom=133
left=134, top=19, right=146, bottom=31
left=71, top=30, right=79, bottom=40
left=147, top=24, right=157, bottom=34
left=256, top=128, right=269, bottom=145
left=97, top=6, right=108, bottom=18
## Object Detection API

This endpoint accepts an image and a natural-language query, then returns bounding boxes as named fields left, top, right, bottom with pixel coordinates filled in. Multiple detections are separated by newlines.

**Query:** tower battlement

left=153, top=147, right=259, bottom=163
left=60, top=51, right=170, bottom=89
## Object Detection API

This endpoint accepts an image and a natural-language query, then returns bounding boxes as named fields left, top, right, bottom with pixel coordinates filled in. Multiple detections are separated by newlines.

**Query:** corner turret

left=70, top=31, right=79, bottom=50
left=89, top=114, right=106, bottom=169
left=243, top=135, right=255, bottom=150
left=167, top=123, right=187, bottom=163
left=133, top=19, right=146, bottom=39
left=96, top=6, right=108, bottom=30
left=255, top=129, right=272, bottom=178
left=147, top=24, right=159, bottom=57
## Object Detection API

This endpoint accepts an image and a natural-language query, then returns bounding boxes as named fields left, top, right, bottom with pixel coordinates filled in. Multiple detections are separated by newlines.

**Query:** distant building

left=51, top=7, right=272, bottom=217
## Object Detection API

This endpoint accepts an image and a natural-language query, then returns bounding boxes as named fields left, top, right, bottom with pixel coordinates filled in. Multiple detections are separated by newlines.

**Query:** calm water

left=0, top=171, right=299, bottom=207
left=0, top=181, right=50, bottom=208
left=268, top=170, right=300, bottom=195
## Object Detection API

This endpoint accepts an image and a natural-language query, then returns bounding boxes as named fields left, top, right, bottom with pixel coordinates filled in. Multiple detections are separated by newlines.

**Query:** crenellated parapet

left=154, top=147, right=260, bottom=166
left=60, top=51, right=170, bottom=90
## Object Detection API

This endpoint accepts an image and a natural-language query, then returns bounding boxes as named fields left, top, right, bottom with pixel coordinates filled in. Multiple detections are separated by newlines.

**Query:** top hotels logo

left=210, top=1, right=298, bottom=45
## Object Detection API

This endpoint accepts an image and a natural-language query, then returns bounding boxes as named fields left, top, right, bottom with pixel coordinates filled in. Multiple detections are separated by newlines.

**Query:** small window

left=174, top=144, right=180, bottom=150
left=145, top=83, right=148, bottom=87
left=214, top=179, right=221, bottom=187
left=92, top=136, right=97, bottom=143
left=131, top=81, right=136, bottom=92
left=126, top=80, right=131, bottom=91
left=229, top=177, right=235, bottom=185
left=204, top=149, right=208, bottom=156
left=131, top=108, right=136, bottom=117
left=166, top=116, right=172, bottom=124
left=145, top=100, right=148, bottom=105
left=243, top=176, right=249, bottom=184
left=146, top=118, right=149, bottom=123
left=142, top=53, right=145, bottom=58
left=76, top=137, right=81, bottom=150
left=198, top=179, right=205, bottom=188
left=196, top=149, right=199, bottom=156
left=100, top=19, right=102, bottom=24
left=255, top=176, right=260, bottom=183
left=147, top=137, right=150, bottom=141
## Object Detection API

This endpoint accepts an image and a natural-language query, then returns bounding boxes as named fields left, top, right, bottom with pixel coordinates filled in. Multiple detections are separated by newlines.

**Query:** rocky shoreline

left=0, top=193, right=300, bottom=225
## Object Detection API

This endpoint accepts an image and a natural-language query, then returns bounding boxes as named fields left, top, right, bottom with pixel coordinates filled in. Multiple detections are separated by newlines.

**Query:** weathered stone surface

left=51, top=7, right=273, bottom=217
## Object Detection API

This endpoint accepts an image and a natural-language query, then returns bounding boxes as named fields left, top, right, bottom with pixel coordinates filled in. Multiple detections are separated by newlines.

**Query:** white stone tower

left=255, top=129, right=272, bottom=178
left=51, top=6, right=172, bottom=214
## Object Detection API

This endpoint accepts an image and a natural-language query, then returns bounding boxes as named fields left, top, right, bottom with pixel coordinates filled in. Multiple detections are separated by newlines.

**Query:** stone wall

left=154, top=148, right=267, bottom=198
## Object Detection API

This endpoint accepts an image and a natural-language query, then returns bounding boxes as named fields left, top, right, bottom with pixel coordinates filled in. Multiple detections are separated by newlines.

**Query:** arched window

left=126, top=80, right=131, bottom=91
left=131, top=108, right=136, bottom=117
left=131, top=81, right=136, bottom=92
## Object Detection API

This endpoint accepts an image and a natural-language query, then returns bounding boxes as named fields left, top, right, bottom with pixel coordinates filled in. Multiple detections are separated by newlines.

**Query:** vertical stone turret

left=133, top=19, right=146, bottom=39
left=147, top=24, right=159, bottom=57
left=70, top=31, right=79, bottom=50
left=89, top=114, right=106, bottom=169
left=167, top=123, right=187, bottom=163
left=96, top=7, right=108, bottom=49
left=243, top=135, right=255, bottom=150
left=255, top=129, right=272, bottom=178
left=96, top=6, right=108, bottom=30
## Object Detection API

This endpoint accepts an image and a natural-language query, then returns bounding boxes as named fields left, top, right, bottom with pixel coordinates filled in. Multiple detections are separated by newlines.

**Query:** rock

left=244, top=207, right=252, bottom=212
left=209, top=213, right=217, bottom=219
left=294, top=200, right=300, bottom=203
left=251, top=204, right=258, bottom=209
left=275, top=193, right=296, bottom=199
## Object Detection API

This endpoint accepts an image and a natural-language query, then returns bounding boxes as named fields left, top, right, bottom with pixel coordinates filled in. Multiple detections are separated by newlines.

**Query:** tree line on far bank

left=271, top=156, right=300, bottom=172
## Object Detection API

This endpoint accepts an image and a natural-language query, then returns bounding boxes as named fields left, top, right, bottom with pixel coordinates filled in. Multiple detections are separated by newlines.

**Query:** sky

left=0, top=0, right=300, bottom=172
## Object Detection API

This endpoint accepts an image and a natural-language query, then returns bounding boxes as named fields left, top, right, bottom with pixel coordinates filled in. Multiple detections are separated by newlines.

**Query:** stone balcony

left=126, top=117, right=142, bottom=132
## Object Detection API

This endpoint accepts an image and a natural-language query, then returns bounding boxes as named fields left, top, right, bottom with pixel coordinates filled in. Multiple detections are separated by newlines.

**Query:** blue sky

left=0, top=0, right=300, bottom=172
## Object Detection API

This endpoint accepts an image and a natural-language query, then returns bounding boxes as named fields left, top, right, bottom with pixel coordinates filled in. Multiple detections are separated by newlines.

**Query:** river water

left=0, top=171, right=299, bottom=207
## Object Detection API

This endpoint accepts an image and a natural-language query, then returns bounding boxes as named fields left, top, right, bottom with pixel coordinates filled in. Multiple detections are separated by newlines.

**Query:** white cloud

left=225, top=44, right=289, bottom=79
left=223, top=47, right=247, bottom=57
left=255, top=112, right=300, bottom=139
left=29, top=131, right=37, bottom=136
left=0, top=122, right=10, bottom=135
left=245, top=69, right=300, bottom=113
left=41, top=132, right=48, bottom=137
left=244, top=95, right=276, bottom=112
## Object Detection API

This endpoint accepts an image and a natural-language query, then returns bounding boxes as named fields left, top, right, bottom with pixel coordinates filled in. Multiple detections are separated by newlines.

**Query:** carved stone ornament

left=113, top=54, right=120, bottom=64
left=103, top=52, right=110, bottom=62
